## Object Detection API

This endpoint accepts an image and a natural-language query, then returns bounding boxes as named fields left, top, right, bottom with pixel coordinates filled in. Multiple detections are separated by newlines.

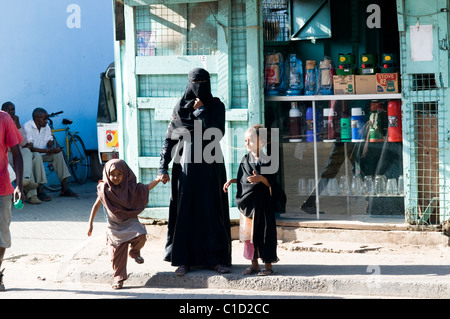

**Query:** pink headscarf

left=97, top=159, right=149, bottom=221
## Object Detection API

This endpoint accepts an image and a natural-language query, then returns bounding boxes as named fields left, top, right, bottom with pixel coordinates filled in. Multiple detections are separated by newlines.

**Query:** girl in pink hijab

left=87, top=159, right=160, bottom=289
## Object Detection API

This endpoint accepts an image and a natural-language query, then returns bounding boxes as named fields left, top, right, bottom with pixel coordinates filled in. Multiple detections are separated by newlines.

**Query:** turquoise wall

left=0, top=1, right=114, bottom=149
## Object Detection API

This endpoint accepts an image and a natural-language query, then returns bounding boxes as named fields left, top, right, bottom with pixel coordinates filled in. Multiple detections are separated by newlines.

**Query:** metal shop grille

left=263, top=0, right=289, bottom=42
left=141, top=168, right=171, bottom=206
left=411, top=102, right=441, bottom=224
left=135, top=3, right=218, bottom=56
left=230, top=0, right=248, bottom=109
left=411, top=73, right=438, bottom=91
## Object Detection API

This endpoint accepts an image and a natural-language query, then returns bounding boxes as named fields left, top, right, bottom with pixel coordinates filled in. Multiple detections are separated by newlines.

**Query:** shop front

left=114, top=0, right=450, bottom=227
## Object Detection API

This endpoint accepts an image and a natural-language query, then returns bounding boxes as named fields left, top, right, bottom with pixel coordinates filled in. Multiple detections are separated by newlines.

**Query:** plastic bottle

left=289, top=102, right=303, bottom=142
left=285, top=54, right=303, bottom=96
left=387, top=100, right=402, bottom=142
left=305, top=60, right=317, bottom=95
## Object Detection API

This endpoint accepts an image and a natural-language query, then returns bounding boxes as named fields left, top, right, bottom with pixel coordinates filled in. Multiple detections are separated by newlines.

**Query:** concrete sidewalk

left=5, top=180, right=450, bottom=298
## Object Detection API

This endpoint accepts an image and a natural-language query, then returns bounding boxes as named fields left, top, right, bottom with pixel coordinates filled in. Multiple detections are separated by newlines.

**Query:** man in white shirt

left=23, top=107, right=78, bottom=200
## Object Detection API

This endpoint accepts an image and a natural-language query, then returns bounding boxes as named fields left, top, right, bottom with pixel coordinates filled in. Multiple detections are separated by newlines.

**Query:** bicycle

left=43, top=111, right=89, bottom=191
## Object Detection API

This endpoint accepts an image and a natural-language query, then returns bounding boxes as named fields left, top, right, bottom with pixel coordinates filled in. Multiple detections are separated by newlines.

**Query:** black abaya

left=159, top=68, right=231, bottom=268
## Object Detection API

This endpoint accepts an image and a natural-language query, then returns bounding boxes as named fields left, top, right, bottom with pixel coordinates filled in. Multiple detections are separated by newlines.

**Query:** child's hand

left=223, top=178, right=236, bottom=193
left=223, top=181, right=231, bottom=193
left=247, top=171, right=262, bottom=184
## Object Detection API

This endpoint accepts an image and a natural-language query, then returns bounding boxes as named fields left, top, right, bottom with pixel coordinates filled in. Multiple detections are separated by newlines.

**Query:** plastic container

left=289, top=102, right=303, bottom=142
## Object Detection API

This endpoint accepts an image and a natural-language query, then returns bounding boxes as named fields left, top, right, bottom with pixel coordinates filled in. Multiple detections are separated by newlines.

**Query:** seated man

left=23, top=107, right=78, bottom=200
left=2, top=102, right=42, bottom=204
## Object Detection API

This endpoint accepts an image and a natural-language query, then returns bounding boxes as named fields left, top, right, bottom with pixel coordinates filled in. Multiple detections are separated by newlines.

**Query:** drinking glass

left=398, top=176, right=404, bottom=195
left=327, top=178, right=339, bottom=196
left=307, top=178, right=315, bottom=194
left=375, top=175, right=387, bottom=195
left=351, top=175, right=363, bottom=195
left=363, top=176, right=374, bottom=195
left=339, top=176, right=350, bottom=195
left=386, top=178, right=398, bottom=195
left=298, top=178, right=307, bottom=195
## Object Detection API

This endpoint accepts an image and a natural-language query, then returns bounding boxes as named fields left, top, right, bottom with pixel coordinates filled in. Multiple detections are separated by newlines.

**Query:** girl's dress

left=97, top=159, right=149, bottom=280
left=235, top=152, right=286, bottom=263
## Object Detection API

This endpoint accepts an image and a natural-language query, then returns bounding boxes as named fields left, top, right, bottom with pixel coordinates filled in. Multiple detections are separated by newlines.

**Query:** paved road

left=3, top=180, right=450, bottom=304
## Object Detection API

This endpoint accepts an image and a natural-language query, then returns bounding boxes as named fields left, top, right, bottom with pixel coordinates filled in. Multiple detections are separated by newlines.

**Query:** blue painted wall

left=0, top=1, right=114, bottom=150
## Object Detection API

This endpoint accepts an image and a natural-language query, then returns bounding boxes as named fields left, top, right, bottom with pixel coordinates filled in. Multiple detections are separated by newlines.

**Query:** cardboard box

left=376, top=73, right=399, bottom=93
left=333, top=75, right=355, bottom=94
left=355, top=75, right=377, bottom=94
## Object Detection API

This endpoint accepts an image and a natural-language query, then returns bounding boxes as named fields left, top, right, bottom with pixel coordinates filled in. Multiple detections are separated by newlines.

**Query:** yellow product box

left=355, top=75, right=377, bottom=94
left=333, top=75, right=355, bottom=94
left=376, top=73, right=399, bottom=94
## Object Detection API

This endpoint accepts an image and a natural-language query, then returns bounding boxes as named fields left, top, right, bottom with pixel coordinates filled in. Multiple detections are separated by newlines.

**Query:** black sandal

left=258, top=268, right=274, bottom=276
left=175, top=265, right=190, bottom=276
left=242, top=267, right=260, bottom=276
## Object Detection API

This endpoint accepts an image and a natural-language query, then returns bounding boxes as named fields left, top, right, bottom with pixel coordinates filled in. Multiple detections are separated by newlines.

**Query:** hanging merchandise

left=336, top=53, right=355, bottom=75
left=304, top=60, right=318, bottom=95
left=387, top=100, right=402, bottom=142
left=306, top=106, right=321, bottom=142
left=369, top=100, right=388, bottom=142
left=359, top=53, right=377, bottom=75
left=351, top=107, right=365, bottom=142
left=264, top=53, right=284, bottom=96
left=289, top=102, right=303, bottom=142
left=285, top=54, right=304, bottom=95
left=319, top=57, right=334, bottom=95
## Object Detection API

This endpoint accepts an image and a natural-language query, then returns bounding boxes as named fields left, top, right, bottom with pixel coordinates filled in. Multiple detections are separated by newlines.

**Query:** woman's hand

left=193, top=98, right=204, bottom=110
left=158, top=173, right=170, bottom=184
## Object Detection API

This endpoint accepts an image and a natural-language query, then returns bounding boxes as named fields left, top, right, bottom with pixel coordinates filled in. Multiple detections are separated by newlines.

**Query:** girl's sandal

left=242, top=267, right=260, bottom=276
left=112, top=280, right=124, bottom=289
left=258, top=269, right=274, bottom=276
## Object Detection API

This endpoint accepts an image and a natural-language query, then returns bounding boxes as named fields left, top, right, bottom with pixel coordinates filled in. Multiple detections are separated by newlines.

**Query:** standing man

left=23, top=107, right=78, bottom=199
left=0, top=110, right=25, bottom=291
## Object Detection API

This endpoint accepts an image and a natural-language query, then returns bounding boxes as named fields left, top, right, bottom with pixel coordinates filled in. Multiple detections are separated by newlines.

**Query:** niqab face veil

left=165, top=68, right=213, bottom=139
left=97, top=159, right=149, bottom=221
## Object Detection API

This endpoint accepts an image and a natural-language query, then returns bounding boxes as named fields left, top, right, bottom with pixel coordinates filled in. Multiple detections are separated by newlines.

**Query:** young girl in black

left=224, top=124, right=286, bottom=276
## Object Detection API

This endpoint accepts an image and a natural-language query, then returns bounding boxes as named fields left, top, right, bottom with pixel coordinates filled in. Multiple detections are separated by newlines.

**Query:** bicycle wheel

left=43, top=162, right=62, bottom=192
left=68, top=134, right=89, bottom=184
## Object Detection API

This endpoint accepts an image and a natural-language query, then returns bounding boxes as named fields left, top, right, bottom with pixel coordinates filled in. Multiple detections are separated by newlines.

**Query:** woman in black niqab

left=158, top=68, right=231, bottom=276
